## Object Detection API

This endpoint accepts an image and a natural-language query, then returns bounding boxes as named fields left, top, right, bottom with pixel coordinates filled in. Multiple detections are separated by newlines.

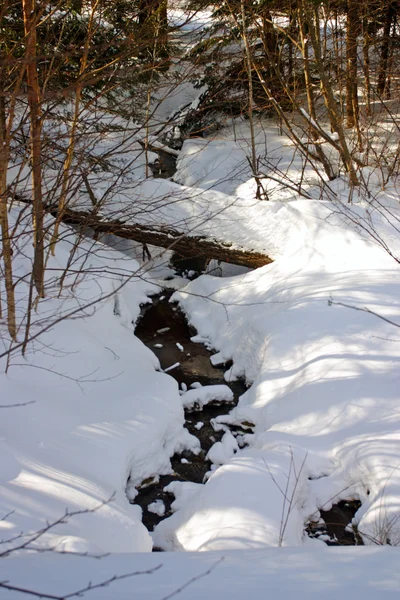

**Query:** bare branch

left=0, top=565, right=163, bottom=600
left=328, top=299, right=400, bottom=329
left=160, top=557, right=224, bottom=600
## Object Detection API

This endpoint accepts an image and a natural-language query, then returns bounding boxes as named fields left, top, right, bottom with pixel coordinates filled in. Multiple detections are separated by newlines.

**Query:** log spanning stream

left=132, top=290, right=362, bottom=549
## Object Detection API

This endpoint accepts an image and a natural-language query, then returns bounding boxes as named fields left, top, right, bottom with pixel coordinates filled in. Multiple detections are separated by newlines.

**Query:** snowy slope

left=152, top=194, right=400, bottom=551
left=0, top=208, right=197, bottom=554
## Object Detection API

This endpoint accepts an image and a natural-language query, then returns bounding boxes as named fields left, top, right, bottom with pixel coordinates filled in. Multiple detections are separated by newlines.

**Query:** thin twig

left=0, top=565, right=163, bottom=600
left=329, top=299, right=400, bottom=329
left=160, top=557, right=225, bottom=600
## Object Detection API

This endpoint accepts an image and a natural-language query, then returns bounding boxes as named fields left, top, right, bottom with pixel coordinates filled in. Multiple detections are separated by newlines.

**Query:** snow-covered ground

left=0, top=211, right=199, bottom=557
left=153, top=196, right=400, bottom=551
left=2, top=548, right=400, bottom=599
left=141, top=114, right=400, bottom=554
left=2, top=14, right=400, bottom=595
left=3, top=120, right=400, bottom=591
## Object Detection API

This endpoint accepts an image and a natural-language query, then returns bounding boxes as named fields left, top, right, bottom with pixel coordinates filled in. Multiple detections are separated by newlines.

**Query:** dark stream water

left=306, top=501, right=363, bottom=545
left=132, top=291, right=247, bottom=535
left=132, top=290, right=362, bottom=547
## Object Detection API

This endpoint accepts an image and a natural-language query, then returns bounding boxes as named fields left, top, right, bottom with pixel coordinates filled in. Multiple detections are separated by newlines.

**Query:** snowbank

left=153, top=198, right=400, bottom=551
left=0, top=209, right=196, bottom=554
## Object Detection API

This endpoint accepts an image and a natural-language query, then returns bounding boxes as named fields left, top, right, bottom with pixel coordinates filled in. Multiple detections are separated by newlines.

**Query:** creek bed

left=132, top=290, right=247, bottom=535
left=306, top=500, right=363, bottom=546
left=132, top=290, right=363, bottom=548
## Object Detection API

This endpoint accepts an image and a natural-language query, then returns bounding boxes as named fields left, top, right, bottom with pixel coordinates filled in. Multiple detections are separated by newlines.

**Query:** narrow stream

left=132, top=290, right=248, bottom=536
left=132, top=289, right=363, bottom=548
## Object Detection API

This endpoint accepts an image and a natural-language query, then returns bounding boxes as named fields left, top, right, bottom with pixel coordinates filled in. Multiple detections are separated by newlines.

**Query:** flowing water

left=132, top=290, right=362, bottom=547
left=132, top=291, right=247, bottom=536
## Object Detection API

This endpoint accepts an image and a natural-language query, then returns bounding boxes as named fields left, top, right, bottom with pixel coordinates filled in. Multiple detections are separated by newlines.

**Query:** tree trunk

left=50, top=0, right=100, bottom=254
left=362, top=16, right=371, bottom=115
left=298, top=8, right=336, bottom=180
left=307, top=3, right=358, bottom=186
left=22, top=0, right=45, bottom=297
left=260, top=7, right=281, bottom=102
left=377, top=1, right=397, bottom=98
left=346, top=0, right=359, bottom=129
left=0, top=95, right=17, bottom=341
left=66, top=211, right=274, bottom=268
left=241, top=0, right=264, bottom=199
left=139, top=0, right=168, bottom=33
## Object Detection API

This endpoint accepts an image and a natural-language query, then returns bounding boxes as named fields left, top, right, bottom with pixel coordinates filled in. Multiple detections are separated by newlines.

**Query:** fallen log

left=60, top=207, right=273, bottom=269
left=14, top=194, right=273, bottom=268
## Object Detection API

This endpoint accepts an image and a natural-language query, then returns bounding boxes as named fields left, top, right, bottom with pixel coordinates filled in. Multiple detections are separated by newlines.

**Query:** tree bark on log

left=59, top=207, right=273, bottom=269
left=15, top=194, right=273, bottom=268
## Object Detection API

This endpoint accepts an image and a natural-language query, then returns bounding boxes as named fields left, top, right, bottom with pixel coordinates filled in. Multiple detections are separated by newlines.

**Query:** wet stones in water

left=132, top=291, right=247, bottom=535
left=306, top=500, right=363, bottom=546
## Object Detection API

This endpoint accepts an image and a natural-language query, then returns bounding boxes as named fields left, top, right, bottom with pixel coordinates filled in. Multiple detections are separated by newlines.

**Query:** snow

left=3, top=9, right=400, bottom=589
left=5, top=120, right=400, bottom=561
left=168, top=7, right=214, bottom=33
left=148, top=500, right=166, bottom=517
left=191, top=381, right=202, bottom=389
left=154, top=446, right=309, bottom=551
left=157, top=327, right=171, bottom=334
left=163, top=480, right=202, bottom=513
left=206, top=432, right=239, bottom=466
left=4, top=547, right=400, bottom=599
left=151, top=191, right=400, bottom=551
left=0, top=209, right=198, bottom=555
left=13, top=115, right=327, bottom=263
left=180, top=384, right=234, bottom=409
left=164, top=362, right=181, bottom=373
